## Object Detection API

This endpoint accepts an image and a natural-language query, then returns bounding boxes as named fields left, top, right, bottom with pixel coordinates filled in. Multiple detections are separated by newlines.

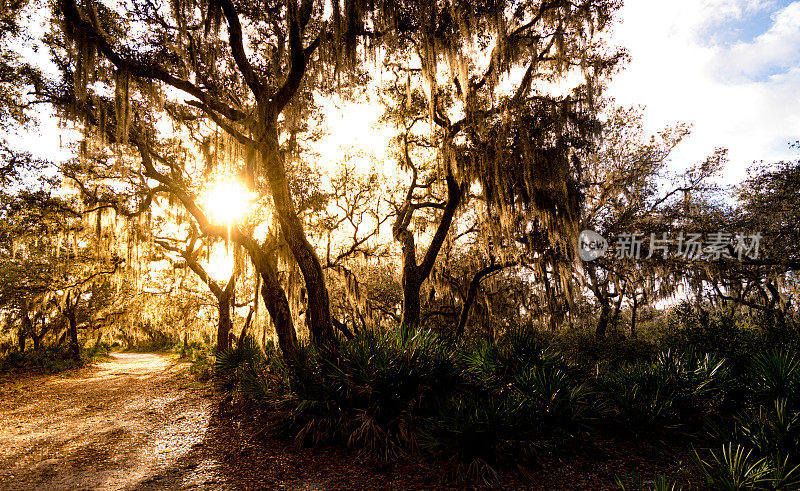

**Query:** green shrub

left=604, top=350, right=729, bottom=434
left=421, top=391, right=528, bottom=484
left=186, top=342, right=215, bottom=381
left=749, top=350, right=800, bottom=404
left=0, top=342, right=110, bottom=374
left=693, top=351, right=800, bottom=490
left=213, top=321, right=799, bottom=486
left=693, top=443, right=773, bottom=490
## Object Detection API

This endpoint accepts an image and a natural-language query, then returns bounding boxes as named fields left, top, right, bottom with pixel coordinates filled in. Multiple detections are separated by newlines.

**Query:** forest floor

left=0, top=352, right=692, bottom=490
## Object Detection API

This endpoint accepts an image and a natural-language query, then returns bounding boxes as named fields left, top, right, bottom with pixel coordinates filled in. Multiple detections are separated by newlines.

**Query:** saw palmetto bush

left=214, top=335, right=268, bottom=395
left=213, top=323, right=799, bottom=486
left=692, top=442, right=800, bottom=490
left=420, top=328, right=606, bottom=482
left=604, top=349, right=730, bottom=434
left=749, top=350, right=800, bottom=405
left=693, top=350, right=800, bottom=490
left=235, top=328, right=461, bottom=457
left=334, top=327, right=461, bottom=458
left=421, top=391, right=530, bottom=484
left=512, top=363, right=605, bottom=433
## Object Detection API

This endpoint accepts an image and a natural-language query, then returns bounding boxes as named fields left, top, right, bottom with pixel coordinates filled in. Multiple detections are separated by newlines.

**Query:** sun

left=203, top=179, right=255, bottom=225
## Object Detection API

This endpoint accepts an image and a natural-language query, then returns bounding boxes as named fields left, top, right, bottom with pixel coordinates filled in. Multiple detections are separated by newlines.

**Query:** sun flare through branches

left=202, top=179, right=255, bottom=226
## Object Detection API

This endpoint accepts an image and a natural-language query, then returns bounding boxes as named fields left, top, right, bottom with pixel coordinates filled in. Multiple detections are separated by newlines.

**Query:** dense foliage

left=208, top=308, right=799, bottom=486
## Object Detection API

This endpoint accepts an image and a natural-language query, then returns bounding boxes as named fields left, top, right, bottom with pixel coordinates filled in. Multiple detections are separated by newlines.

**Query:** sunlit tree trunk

left=260, top=272, right=298, bottom=358
left=261, top=129, right=335, bottom=352
left=181, top=332, right=188, bottom=358
left=66, top=296, right=80, bottom=362
left=216, top=291, right=234, bottom=354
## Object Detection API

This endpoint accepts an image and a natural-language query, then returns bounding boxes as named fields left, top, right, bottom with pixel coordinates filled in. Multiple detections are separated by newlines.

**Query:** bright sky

left=608, top=0, right=800, bottom=183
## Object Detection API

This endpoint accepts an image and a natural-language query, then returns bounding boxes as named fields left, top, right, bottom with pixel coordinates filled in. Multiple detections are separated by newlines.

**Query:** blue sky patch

left=699, top=0, right=794, bottom=46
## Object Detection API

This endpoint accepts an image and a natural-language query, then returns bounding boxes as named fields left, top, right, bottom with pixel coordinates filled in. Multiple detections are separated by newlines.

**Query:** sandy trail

left=0, top=353, right=218, bottom=490
left=0, top=353, right=447, bottom=490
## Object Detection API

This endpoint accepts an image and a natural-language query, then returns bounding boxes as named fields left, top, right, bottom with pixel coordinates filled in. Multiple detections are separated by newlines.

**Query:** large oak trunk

left=216, top=293, right=233, bottom=354
left=595, top=298, right=610, bottom=338
left=67, top=310, right=80, bottom=361
left=262, top=139, right=335, bottom=352
left=400, top=272, right=422, bottom=328
left=260, top=272, right=299, bottom=359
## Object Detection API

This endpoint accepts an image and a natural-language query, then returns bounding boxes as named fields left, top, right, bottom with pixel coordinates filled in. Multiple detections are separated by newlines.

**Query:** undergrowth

left=211, top=316, right=799, bottom=487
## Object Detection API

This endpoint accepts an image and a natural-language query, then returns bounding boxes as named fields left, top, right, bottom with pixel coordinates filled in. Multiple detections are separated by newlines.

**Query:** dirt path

left=0, top=353, right=217, bottom=490
left=0, top=353, right=451, bottom=490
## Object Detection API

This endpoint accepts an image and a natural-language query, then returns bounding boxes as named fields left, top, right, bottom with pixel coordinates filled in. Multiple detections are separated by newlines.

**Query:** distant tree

left=705, top=153, right=800, bottom=324
left=156, top=230, right=250, bottom=353
left=581, top=106, right=724, bottom=337
left=0, top=186, right=124, bottom=360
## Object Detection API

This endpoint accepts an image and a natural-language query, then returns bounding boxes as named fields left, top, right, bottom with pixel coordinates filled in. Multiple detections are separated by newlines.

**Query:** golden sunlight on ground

left=0, top=353, right=215, bottom=490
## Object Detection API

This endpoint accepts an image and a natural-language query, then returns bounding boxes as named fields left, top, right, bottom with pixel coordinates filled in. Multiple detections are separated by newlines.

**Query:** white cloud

left=712, top=2, right=800, bottom=80
left=607, top=0, right=800, bottom=184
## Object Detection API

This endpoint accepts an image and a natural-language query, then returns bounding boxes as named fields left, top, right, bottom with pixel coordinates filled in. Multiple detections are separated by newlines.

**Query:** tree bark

left=587, top=266, right=610, bottom=338
left=181, top=331, right=188, bottom=358
left=611, top=289, right=624, bottom=330
left=456, top=262, right=513, bottom=338
left=17, top=329, right=25, bottom=352
left=237, top=308, right=254, bottom=348
left=260, top=272, right=299, bottom=358
left=400, top=273, right=422, bottom=328
left=67, top=308, right=80, bottom=361
left=262, top=135, right=335, bottom=352
left=595, top=296, right=610, bottom=338
left=216, top=293, right=233, bottom=354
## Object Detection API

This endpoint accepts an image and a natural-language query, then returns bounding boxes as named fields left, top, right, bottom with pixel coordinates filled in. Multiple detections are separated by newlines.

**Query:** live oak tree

left=41, top=0, right=624, bottom=357
left=702, top=154, right=800, bottom=324
left=581, top=106, right=724, bottom=337
left=381, top=0, right=623, bottom=327
left=0, top=183, right=125, bottom=360
left=155, top=230, right=249, bottom=353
